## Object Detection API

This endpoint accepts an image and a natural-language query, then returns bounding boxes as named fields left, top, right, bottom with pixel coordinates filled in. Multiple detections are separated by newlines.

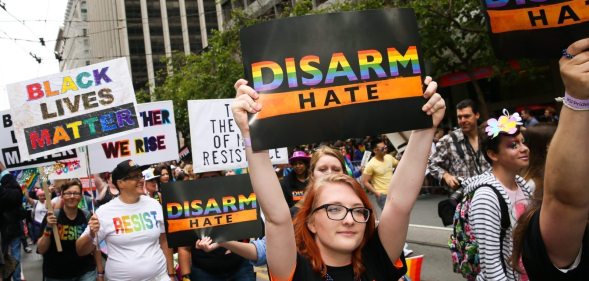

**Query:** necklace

left=324, top=272, right=361, bottom=281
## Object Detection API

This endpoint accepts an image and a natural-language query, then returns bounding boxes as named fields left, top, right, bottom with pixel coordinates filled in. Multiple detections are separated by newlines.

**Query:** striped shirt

left=464, top=172, right=531, bottom=281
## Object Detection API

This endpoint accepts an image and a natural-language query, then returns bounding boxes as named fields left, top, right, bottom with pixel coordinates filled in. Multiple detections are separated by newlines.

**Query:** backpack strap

left=449, top=132, right=465, bottom=159
left=486, top=185, right=510, bottom=274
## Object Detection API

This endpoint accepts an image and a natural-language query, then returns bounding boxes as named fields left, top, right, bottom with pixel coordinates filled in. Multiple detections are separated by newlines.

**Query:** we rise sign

left=6, top=58, right=140, bottom=160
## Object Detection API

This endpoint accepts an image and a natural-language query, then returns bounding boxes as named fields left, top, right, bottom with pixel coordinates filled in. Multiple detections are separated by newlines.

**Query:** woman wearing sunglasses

left=76, top=160, right=175, bottom=281
left=231, top=76, right=445, bottom=281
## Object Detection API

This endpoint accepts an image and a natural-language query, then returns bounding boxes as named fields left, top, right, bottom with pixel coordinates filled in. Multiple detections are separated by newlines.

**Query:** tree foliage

left=151, top=11, right=260, bottom=136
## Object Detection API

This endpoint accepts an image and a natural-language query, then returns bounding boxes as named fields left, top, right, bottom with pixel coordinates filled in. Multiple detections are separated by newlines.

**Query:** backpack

left=448, top=185, right=510, bottom=281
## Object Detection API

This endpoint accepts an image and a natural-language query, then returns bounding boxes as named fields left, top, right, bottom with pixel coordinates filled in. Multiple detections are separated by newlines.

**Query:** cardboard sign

left=48, top=147, right=90, bottom=180
left=160, top=174, right=263, bottom=248
left=482, top=0, right=589, bottom=58
left=0, top=110, right=79, bottom=171
left=240, top=9, right=430, bottom=150
left=188, top=99, right=288, bottom=173
left=6, top=58, right=141, bottom=160
left=86, top=101, right=178, bottom=173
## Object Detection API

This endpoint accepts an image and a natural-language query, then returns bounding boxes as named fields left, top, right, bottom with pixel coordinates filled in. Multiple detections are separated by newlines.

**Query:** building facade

left=55, top=0, right=90, bottom=71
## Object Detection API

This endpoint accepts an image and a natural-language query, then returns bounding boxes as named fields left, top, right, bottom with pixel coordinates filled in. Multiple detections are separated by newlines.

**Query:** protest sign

left=6, top=58, right=141, bottom=160
left=386, top=131, right=411, bottom=154
left=179, top=146, right=191, bottom=161
left=482, top=0, right=589, bottom=58
left=1, top=110, right=79, bottom=171
left=188, top=99, right=288, bottom=173
left=48, top=147, right=89, bottom=180
left=87, top=101, right=178, bottom=173
left=161, top=174, right=263, bottom=247
left=240, top=8, right=430, bottom=151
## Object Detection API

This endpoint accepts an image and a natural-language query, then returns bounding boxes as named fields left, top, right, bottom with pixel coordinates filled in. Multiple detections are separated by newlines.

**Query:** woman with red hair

left=230, top=76, right=445, bottom=280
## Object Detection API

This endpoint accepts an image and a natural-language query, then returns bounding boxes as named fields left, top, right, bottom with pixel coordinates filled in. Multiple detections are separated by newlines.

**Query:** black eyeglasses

left=62, top=192, right=82, bottom=198
left=123, top=174, right=143, bottom=181
left=312, top=204, right=371, bottom=223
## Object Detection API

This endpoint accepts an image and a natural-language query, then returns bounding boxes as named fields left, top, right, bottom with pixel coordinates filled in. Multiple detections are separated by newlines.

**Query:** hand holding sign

left=195, top=236, right=221, bottom=253
left=420, top=76, right=445, bottom=127
left=88, top=213, right=100, bottom=238
left=560, top=38, right=589, bottom=100
left=232, top=79, right=262, bottom=138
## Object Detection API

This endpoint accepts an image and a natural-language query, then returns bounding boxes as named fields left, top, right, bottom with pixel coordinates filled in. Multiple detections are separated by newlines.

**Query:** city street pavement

left=20, top=194, right=459, bottom=281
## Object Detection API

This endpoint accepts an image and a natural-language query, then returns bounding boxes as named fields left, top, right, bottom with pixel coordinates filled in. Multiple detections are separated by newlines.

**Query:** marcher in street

left=464, top=111, right=532, bottom=281
left=514, top=38, right=589, bottom=280
left=231, top=76, right=445, bottom=280
left=37, top=180, right=101, bottom=281
left=76, top=160, right=175, bottom=281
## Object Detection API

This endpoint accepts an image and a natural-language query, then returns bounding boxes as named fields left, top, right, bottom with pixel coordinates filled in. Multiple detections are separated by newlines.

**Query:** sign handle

left=39, top=166, right=63, bottom=252
left=83, top=146, right=99, bottom=246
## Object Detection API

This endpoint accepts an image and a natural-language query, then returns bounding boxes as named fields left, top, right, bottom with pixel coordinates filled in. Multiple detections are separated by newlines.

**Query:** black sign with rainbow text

left=482, top=0, right=589, bottom=59
left=160, top=174, right=263, bottom=248
left=240, top=9, right=431, bottom=151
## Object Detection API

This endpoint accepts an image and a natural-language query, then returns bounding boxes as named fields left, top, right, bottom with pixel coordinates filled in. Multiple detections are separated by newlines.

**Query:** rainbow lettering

left=388, top=46, right=421, bottom=77
left=166, top=193, right=257, bottom=219
left=250, top=46, right=421, bottom=92
left=57, top=223, right=87, bottom=241
left=26, top=66, right=113, bottom=101
left=112, top=211, right=158, bottom=235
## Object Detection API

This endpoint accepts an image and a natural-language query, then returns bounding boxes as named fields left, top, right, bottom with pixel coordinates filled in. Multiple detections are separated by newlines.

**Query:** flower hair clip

left=485, top=109, right=522, bottom=138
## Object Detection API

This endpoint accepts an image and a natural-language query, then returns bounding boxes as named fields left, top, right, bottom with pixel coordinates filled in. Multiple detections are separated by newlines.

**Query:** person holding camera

left=427, top=99, right=490, bottom=190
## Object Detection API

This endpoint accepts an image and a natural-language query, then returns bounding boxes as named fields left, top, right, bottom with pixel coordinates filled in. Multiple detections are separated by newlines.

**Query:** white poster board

left=48, top=147, right=89, bottom=180
left=0, top=110, right=79, bottom=171
left=87, top=101, right=179, bottom=173
left=6, top=58, right=141, bottom=160
left=188, top=99, right=288, bottom=173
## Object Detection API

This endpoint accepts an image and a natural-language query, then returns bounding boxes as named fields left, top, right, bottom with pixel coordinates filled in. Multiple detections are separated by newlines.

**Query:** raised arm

left=540, top=38, right=589, bottom=268
left=24, top=189, right=35, bottom=206
left=379, top=76, right=445, bottom=261
left=231, top=79, right=297, bottom=279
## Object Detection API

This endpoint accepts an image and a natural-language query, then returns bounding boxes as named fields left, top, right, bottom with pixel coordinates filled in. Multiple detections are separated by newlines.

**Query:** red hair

left=293, top=174, right=375, bottom=279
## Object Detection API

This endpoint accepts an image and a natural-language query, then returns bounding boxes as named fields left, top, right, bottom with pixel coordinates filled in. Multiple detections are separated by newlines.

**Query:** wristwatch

left=182, top=274, right=191, bottom=281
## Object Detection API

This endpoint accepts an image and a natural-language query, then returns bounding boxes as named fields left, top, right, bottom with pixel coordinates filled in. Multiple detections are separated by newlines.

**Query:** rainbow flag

left=405, top=255, right=424, bottom=281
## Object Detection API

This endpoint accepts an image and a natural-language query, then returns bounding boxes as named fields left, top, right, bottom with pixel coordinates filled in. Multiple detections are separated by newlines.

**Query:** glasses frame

left=122, top=174, right=143, bottom=181
left=312, top=203, right=371, bottom=223
left=62, top=192, right=82, bottom=198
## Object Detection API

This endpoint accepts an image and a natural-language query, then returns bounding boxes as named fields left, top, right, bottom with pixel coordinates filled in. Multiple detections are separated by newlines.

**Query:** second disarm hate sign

left=87, top=101, right=179, bottom=173
left=6, top=58, right=140, bottom=160
left=482, top=0, right=589, bottom=59
left=161, top=174, right=263, bottom=248
left=240, top=8, right=430, bottom=151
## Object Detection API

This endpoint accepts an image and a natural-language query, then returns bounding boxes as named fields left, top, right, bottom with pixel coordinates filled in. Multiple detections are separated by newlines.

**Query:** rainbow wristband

left=563, top=92, right=589, bottom=111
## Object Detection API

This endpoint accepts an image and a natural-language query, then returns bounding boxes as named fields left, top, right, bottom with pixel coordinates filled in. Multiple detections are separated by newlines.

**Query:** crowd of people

left=0, top=38, right=588, bottom=281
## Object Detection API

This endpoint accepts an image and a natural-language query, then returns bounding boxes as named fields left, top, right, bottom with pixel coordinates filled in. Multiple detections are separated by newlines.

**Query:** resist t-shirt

left=88, top=196, right=167, bottom=281
left=41, top=209, right=95, bottom=278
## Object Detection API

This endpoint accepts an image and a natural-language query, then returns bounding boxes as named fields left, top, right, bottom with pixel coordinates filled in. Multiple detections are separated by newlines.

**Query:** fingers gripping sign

left=232, top=79, right=262, bottom=136
left=421, top=76, right=446, bottom=127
